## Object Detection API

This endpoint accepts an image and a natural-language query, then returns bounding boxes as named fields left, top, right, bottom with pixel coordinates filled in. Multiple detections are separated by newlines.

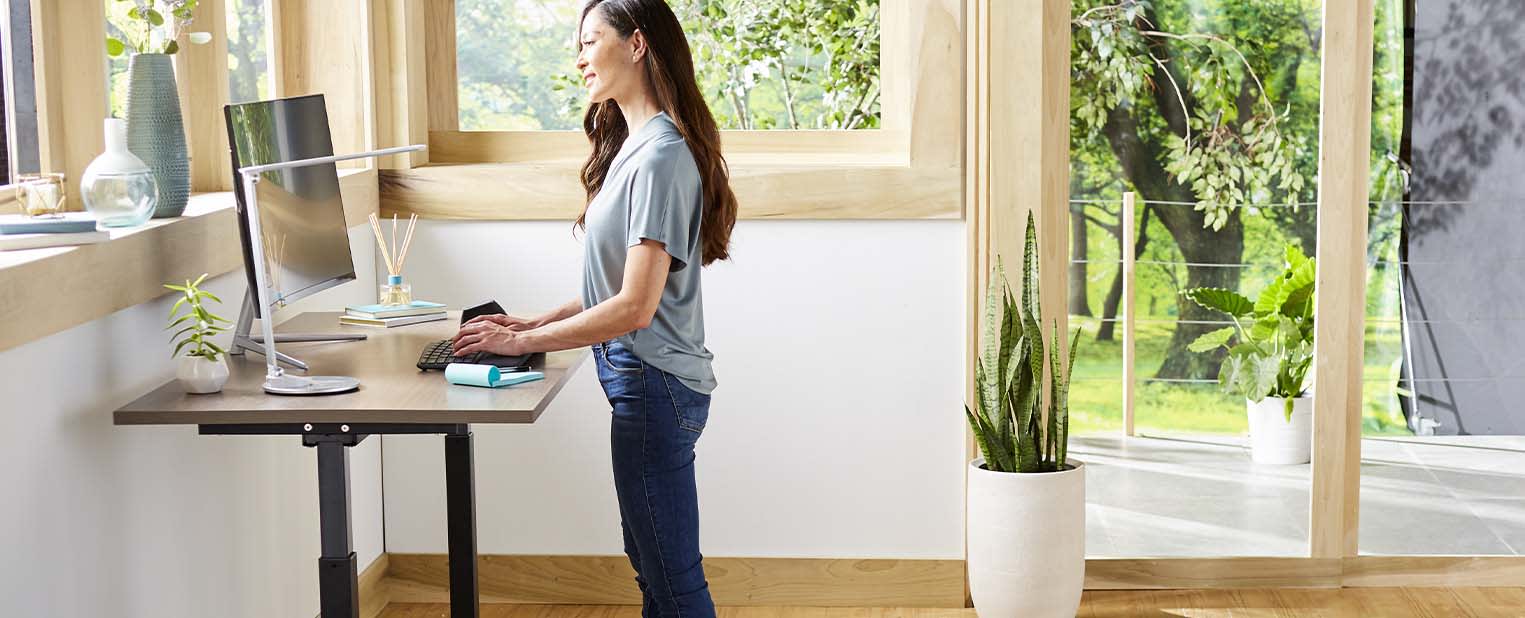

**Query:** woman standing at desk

left=451, top=0, right=737, bottom=615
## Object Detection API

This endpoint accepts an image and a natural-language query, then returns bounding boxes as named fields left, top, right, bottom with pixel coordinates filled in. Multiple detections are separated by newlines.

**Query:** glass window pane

left=227, top=0, right=271, bottom=104
left=1068, top=0, right=1332, bottom=558
left=1359, top=0, right=1525, bottom=557
left=454, top=0, right=881, bottom=131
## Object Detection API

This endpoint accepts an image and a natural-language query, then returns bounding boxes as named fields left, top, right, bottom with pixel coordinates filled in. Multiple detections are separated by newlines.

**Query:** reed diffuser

left=370, top=212, right=418, bottom=306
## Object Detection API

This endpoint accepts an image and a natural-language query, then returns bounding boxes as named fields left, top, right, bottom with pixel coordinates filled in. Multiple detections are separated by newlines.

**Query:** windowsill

left=379, top=160, right=962, bottom=220
left=0, top=168, right=380, bottom=353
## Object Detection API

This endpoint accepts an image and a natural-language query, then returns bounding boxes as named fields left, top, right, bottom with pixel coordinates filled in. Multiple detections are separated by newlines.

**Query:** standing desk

left=114, top=312, right=588, bottom=618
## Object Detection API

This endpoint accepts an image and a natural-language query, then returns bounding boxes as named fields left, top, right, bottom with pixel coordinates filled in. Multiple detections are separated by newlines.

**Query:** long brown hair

left=575, top=0, right=737, bottom=267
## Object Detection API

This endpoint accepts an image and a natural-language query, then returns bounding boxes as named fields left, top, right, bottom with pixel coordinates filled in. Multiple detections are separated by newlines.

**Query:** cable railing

left=1066, top=192, right=1525, bottom=434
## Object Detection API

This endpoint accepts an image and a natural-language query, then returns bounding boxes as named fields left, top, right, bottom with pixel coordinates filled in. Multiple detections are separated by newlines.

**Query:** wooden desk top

left=115, top=312, right=588, bottom=426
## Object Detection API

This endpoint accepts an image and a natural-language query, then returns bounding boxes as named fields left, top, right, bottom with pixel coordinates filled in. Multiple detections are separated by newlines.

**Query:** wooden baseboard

left=1085, top=557, right=1343, bottom=590
left=359, top=553, right=1525, bottom=611
left=383, top=554, right=965, bottom=607
left=1086, top=556, right=1525, bottom=590
left=1342, top=556, right=1525, bottom=588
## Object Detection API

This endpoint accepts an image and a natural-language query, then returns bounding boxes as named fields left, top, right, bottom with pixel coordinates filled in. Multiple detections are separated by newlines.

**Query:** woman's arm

left=537, top=298, right=585, bottom=327
left=452, top=240, right=671, bottom=356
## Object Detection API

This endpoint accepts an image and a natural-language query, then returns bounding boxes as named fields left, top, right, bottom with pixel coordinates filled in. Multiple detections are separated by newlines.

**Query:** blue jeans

left=594, top=340, right=715, bottom=618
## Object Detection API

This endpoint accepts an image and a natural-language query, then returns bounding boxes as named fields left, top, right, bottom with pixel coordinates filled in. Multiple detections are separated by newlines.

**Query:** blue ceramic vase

left=124, top=53, right=190, bottom=218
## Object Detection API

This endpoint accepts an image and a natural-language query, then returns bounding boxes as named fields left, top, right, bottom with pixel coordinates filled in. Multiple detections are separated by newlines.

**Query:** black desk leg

left=316, top=438, right=359, bottom=618
left=445, top=431, right=480, bottom=618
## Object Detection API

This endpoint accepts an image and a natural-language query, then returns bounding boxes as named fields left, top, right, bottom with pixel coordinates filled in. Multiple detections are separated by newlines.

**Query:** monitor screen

left=224, top=94, right=355, bottom=317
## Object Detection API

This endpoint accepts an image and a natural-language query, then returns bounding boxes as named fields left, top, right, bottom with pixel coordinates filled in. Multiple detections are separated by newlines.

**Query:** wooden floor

left=380, top=587, right=1525, bottom=618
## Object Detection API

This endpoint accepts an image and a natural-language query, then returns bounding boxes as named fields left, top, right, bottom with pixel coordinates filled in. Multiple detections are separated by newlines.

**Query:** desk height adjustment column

left=309, top=432, right=364, bottom=618
left=445, top=428, right=480, bottom=618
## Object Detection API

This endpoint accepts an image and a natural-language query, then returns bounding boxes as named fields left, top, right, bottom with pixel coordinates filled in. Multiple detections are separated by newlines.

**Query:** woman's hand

left=463, top=313, right=538, bottom=331
left=452, top=321, right=531, bottom=357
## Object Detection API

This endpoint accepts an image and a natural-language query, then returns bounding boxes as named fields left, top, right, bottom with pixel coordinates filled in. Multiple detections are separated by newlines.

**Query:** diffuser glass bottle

left=380, top=275, right=412, bottom=306
left=372, top=213, right=419, bottom=306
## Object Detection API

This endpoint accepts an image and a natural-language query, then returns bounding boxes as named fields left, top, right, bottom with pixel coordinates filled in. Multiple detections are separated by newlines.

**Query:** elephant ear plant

left=965, top=213, right=1082, bottom=473
left=1183, top=244, right=1317, bottom=421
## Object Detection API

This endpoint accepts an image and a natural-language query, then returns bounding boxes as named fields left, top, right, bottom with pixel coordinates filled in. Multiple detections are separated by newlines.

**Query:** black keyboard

left=416, top=339, right=536, bottom=371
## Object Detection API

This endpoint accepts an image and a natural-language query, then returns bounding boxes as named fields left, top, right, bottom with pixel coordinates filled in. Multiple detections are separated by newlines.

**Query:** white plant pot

left=1247, top=396, right=1311, bottom=464
left=177, top=356, right=229, bottom=394
left=967, top=458, right=1085, bottom=618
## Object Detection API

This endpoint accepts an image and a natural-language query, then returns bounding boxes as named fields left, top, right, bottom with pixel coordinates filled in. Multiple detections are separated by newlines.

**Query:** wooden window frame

left=376, top=0, right=964, bottom=221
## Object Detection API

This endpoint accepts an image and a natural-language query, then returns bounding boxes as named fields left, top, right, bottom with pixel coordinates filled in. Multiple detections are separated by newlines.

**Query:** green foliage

left=1183, top=244, right=1315, bottom=419
left=967, top=214, right=1083, bottom=474
left=1072, top=0, right=1305, bottom=231
left=164, top=273, right=231, bottom=362
left=106, top=0, right=209, bottom=56
left=455, top=0, right=880, bottom=131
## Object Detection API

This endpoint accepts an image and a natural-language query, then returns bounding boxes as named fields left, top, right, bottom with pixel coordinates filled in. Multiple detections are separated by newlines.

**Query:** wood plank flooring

left=380, top=587, right=1525, bottom=618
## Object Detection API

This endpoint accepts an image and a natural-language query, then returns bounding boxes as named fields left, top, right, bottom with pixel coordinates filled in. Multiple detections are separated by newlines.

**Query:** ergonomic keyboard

left=416, top=339, right=536, bottom=371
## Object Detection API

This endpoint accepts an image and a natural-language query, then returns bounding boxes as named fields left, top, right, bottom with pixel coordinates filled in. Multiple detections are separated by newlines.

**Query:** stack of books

left=0, top=213, right=108, bottom=251
left=340, top=300, right=448, bottom=328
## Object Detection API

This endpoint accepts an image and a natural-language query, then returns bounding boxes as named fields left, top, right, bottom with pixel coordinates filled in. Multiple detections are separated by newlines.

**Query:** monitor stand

left=229, top=292, right=366, bottom=373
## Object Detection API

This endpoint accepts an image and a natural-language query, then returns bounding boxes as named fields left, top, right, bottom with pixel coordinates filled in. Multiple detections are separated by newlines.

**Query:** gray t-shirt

left=580, top=112, right=716, bottom=394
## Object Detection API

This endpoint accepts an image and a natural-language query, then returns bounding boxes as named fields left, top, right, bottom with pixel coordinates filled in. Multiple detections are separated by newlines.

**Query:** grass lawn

left=1065, top=316, right=1412, bottom=437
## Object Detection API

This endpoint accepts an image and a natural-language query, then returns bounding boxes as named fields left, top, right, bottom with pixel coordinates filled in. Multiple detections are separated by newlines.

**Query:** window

left=453, top=0, right=881, bottom=131
left=0, top=0, right=38, bottom=185
left=226, top=0, right=271, bottom=104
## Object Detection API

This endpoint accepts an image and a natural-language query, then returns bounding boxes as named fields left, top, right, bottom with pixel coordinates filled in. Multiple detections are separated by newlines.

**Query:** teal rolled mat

left=444, top=364, right=544, bottom=388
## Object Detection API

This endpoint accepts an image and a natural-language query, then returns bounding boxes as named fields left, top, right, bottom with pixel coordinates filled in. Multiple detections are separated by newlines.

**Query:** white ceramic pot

left=177, top=356, right=229, bottom=394
left=967, top=458, right=1085, bottom=618
left=1246, top=396, right=1311, bottom=464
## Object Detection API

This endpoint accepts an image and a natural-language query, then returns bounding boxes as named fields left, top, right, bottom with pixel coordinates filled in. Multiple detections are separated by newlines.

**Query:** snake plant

left=965, top=213, right=1081, bottom=474
left=1182, top=244, right=1316, bottom=421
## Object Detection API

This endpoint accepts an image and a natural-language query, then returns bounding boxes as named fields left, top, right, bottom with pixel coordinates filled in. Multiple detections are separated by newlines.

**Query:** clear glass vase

left=82, top=118, right=158, bottom=228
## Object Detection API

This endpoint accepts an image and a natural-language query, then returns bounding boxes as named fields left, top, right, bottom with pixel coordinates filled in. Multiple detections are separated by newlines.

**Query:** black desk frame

left=200, top=422, right=479, bottom=618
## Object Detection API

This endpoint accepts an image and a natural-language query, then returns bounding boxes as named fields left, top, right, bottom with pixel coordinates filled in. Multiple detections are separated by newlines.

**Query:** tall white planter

left=1247, top=396, right=1312, bottom=464
left=967, top=458, right=1085, bottom=618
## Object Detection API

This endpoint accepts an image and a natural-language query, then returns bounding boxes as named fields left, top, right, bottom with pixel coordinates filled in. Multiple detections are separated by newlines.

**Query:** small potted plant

left=1183, top=244, right=1316, bottom=465
left=965, top=213, right=1085, bottom=617
left=166, top=273, right=232, bottom=394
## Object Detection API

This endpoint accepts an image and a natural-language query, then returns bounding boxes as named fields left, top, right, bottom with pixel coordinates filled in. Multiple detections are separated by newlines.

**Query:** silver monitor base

left=230, top=292, right=365, bottom=372
left=264, top=374, right=361, bottom=396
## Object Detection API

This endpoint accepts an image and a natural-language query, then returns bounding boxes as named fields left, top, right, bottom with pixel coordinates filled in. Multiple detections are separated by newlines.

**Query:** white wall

left=0, top=225, right=383, bottom=617
left=382, top=219, right=968, bottom=559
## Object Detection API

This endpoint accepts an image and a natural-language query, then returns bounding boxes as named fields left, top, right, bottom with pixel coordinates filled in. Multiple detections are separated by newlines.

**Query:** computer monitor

left=224, top=94, right=355, bottom=318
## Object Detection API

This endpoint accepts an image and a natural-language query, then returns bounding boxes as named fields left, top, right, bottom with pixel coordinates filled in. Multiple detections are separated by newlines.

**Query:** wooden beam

left=370, top=0, right=429, bottom=168
left=986, top=0, right=1069, bottom=323
left=1122, top=192, right=1137, bottom=436
left=30, top=0, right=107, bottom=210
left=275, top=0, right=368, bottom=167
left=423, top=0, right=458, bottom=133
left=175, top=0, right=233, bottom=192
left=1309, top=0, right=1375, bottom=560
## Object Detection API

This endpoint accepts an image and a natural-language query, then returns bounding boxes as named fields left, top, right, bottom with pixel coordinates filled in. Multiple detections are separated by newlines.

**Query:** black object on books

left=416, top=299, right=538, bottom=371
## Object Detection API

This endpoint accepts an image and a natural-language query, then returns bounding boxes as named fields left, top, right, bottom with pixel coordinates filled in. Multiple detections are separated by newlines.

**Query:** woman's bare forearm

left=532, top=297, right=584, bottom=328
left=522, top=295, right=643, bottom=352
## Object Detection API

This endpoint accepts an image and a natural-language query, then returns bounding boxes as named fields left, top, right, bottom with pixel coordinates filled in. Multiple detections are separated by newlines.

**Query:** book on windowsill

left=344, top=300, right=447, bottom=319
left=0, top=230, right=110, bottom=251
left=0, top=212, right=100, bottom=235
left=338, top=312, right=448, bottom=328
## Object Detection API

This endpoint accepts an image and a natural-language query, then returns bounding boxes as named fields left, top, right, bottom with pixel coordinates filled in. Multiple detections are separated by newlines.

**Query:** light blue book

left=0, top=213, right=98, bottom=235
left=344, top=300, right=446, bottom=318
